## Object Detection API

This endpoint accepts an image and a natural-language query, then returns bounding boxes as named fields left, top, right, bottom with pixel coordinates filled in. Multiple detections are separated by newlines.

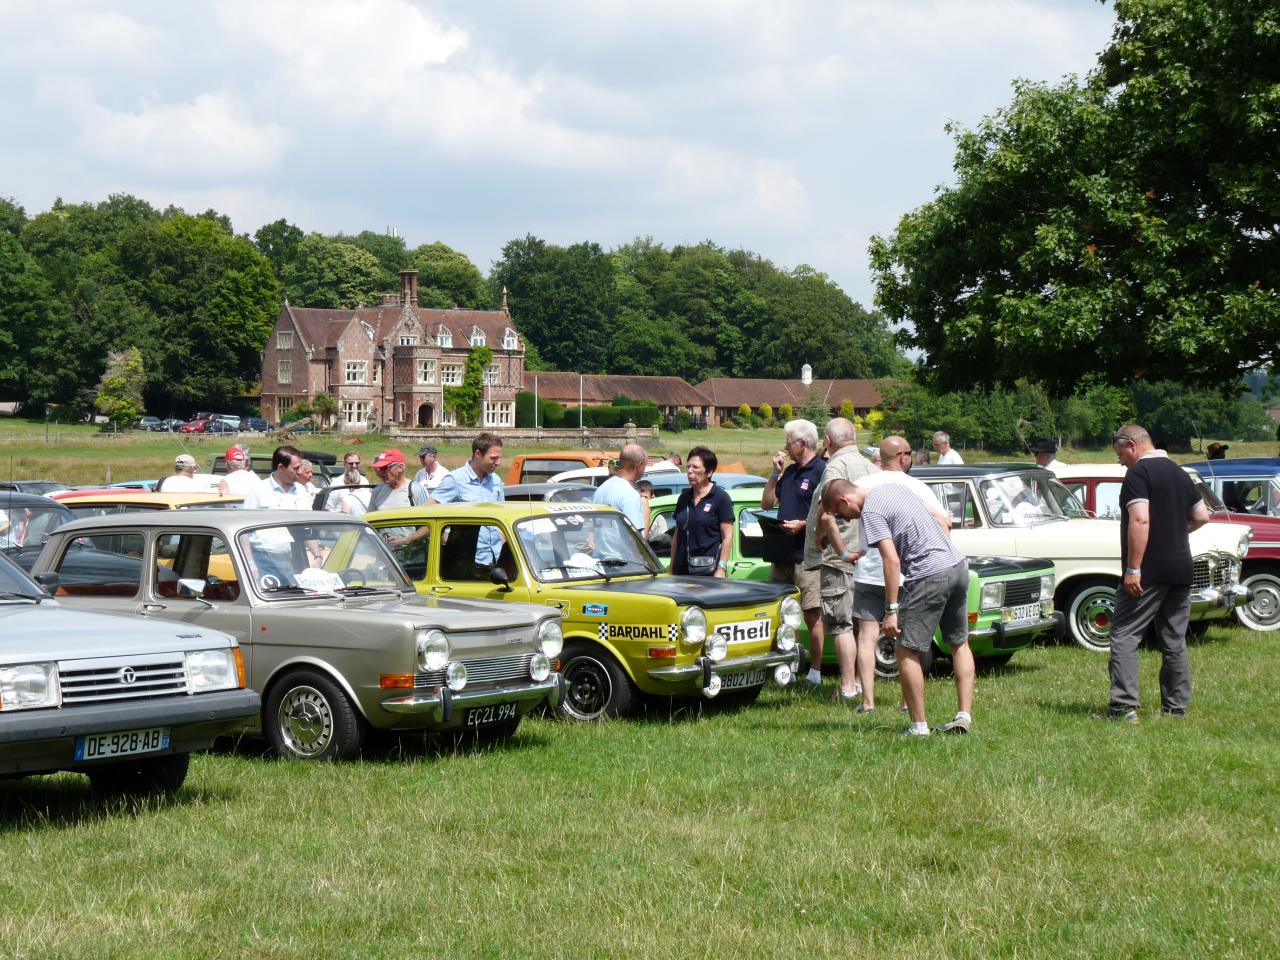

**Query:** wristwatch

left=886, top=602, right=900, bottom=613
left=1124, top=567, right=1141, bottom=575
left=717, top=560, right=727, bottom=570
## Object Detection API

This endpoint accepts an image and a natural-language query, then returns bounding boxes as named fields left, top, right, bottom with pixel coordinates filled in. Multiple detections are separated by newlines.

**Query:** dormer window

left=436, top=325, right=452, bottom=348
left=399, top=336, right=418, bottom=346
left=502, top=327, right=518, bottom=350
left=469, top=326, right=486, bottom=347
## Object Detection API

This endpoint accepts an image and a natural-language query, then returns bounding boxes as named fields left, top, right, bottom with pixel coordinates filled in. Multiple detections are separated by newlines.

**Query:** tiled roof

left=522, top=373, right=712, bottom=406
left=284, top=304, right=517, bottom=351
left=695, top=378, right=885, bottom=409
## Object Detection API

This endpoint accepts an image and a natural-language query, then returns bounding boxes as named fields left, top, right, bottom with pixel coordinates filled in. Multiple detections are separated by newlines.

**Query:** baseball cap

left=225, top=446, right=246, bottom=463
left=418, top=445, right=437, bottom=457
left=175, top=454, right=197, bottom=469
left=371, top=449, right=405, bottom=469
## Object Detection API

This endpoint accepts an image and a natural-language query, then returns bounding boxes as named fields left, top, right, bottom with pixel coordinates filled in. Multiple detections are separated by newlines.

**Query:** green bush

left=778, top=403, right=793, bottom=421
left=722, top=418, right=738, bottom=429
left=748, top=414, right=764, bottom=428
left=516, top=391, right=570, bottom=428
left=675, top=409, right=693, bottom=431
left=759, top=402, right=773, bottom=422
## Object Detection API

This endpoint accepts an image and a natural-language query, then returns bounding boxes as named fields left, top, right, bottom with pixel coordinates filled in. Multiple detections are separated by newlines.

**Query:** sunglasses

left=900, top=449, right=913, bottom=457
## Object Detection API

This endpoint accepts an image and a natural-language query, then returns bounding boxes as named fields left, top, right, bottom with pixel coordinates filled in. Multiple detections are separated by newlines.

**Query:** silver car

left=0, top=553, right=258, bottom=795
left=33, top=511, right=564, bottom=760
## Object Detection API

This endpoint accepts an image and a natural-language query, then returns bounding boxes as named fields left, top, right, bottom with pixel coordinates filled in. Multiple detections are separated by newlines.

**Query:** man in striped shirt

left=822, top=477, right=975, bottom=736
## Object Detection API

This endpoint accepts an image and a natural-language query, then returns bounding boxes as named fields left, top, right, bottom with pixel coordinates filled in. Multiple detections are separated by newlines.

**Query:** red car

left=177, top=418, right=211, bottom=434
left=1057, top=464, right=1271, bottom=631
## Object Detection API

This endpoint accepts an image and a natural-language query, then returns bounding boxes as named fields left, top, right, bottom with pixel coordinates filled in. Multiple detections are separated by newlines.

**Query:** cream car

left=911, top=464, right=1249, bottom=652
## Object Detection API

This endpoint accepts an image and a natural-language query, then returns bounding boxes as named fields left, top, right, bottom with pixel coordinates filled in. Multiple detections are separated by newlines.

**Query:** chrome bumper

left=646, top=648, right=800, bottom=685
left=1190, top=583, right=1250, bottom=618
left=971, top=612, right=1064, bottom=645
left=380, top=674, right=562, bottom=722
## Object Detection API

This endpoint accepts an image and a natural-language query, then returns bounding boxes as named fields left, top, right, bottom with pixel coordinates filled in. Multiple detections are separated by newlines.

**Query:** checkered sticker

left=597, top=623, right=679, bottom=643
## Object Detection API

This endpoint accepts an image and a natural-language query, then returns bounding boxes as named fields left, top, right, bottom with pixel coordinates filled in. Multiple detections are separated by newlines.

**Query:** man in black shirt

left=1109, top=424, right=1210, bottom=722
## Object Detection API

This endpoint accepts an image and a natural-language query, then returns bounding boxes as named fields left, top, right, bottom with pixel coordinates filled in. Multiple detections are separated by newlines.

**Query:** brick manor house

left=258, top=270, right=524, bottom=432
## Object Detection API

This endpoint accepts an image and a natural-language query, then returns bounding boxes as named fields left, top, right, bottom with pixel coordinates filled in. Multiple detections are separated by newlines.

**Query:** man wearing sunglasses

left=1107, top=424, right=1209, bottom=723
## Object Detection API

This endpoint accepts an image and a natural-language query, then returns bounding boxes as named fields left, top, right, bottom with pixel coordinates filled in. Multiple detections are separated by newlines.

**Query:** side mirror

left=488, top=566, right=513, bottom=592
left=177, top=578, right=207, bottom=598
left=33, top=571, right=60, bottom=591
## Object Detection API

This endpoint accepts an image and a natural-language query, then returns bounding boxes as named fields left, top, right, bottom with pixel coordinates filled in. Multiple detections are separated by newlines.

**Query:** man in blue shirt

left=428, top=432, right=506, bottom=568
left=593, top=443, right=647, bottom=559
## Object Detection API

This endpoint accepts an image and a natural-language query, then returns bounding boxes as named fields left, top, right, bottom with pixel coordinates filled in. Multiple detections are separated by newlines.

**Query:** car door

left=921, top=479, right=1018, bottom=559
left=46, top=529, right=150, bottom=619
left=428, top=521, right=532, bottom=603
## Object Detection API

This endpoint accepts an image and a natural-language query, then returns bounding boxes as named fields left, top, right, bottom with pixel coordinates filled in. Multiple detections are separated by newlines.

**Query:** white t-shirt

left=220, top=469, right=259, bottom=497
left=414, top=462, right=448, bottom=490
left=850, top=471, right=943, bottom=585
left=160, top=473, right=200, bottom=491
left=241, top=474, right=311, bottom=510
left=937, top=448, right=964, bottom=465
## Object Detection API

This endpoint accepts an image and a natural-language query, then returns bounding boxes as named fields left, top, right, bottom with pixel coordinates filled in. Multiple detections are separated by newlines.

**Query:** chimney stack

left=399, top=269, right=419, bottom=306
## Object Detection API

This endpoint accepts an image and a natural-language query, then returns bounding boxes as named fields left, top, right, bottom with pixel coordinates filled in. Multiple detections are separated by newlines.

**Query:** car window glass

left=515, top=512, right=657, bottom=581
left=519, top=459, right=586, bottom=484
left=1, top=506, right=68, bottom=548
left=646, top=511, right=673, bottom=554
left=1095, top=482, right=1122, bottom=518
left=440, top=524, right=510, bottom=582
left=238, top=521, right=412, bottom=596
left=379, top=525, right=429, bottom=580
left=53, top=532, right=146, bottom=597
left=929, top=482, right=978, bottom=527
left=1221, top=480, right=1265, bottom=514
left=155, top=532, right=239, bottom=601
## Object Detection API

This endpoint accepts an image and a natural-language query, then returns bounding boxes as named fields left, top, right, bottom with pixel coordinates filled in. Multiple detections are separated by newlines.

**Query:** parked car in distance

left=1058, top=463, right=1272, bottom=632
left=504, top=451, right=615, bottom=486
left=50, top=490, right=243, bottom=518
left=909, top=464, right=1249, bottom=651
left=212, top=414, right=241, bottom=430
left=365, top=502, right=802, bottom=721
left=208, top=450, right=340, bottom=486
left=243, top=417, right=270, bottom=432
left=1, top=492, right=75, bottom=571
left=646, top=487, right=1061, bottom=676
left=0, top=480, right=71, bottom=495
left=33, top=511, right=565, bottom=759
left=137, top=416, right=162, bottom=431
left=1184, top=458, right=1280, bottom=518
left=177, top=419, right=211, bottom=434
left=549, top=462, right=683, bottom=487
left=502, top=483, right=598, bottom=504
left=0, top=552, right=258, bottom=795
left=642, top=473, right=769, bottom=499
left=158, top=418, right=185, bottom=432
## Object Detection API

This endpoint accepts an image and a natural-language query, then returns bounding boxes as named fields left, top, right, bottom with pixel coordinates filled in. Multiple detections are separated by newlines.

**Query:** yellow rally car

left=364, top=502, right=802, bottom=720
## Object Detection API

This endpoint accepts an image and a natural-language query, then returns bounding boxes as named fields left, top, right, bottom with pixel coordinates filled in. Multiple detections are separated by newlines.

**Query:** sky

left=0, top=0, right=1116, bottom=308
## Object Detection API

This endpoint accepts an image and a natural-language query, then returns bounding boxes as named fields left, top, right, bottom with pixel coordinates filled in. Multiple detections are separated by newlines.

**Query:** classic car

left=32, top=511, right=565, bottom=760
left=364, top=502, right=802, bottom=721
left=909, top=464, right=1250, bottom=651
left=1, top=492, right=74, bottom=571
left=0, top=552, right=258, bottom=794
left=1057, top=463, right=1271, bottom=631
left=137, top=416, right=162, bottom=431
left=548, top=462, right=683, bottom=487
left=504, top=451, right=615, bottom=485
left=208, top=450, right=342, bottom=486
left=0, top=480, right=71, bottom=495
left=646, top=487, right=1062, bottom=677
left=1185, top=458, right=1280, bottom=517
left=641, top=473, right=769, bottom=499
left=502, top=483, right=599, bottom=503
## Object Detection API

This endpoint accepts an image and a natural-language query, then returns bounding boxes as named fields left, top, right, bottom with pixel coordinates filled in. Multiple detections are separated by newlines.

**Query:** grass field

left=1, top=623, right=1276, bottom=959
left=1, top=417, right=1273, bottom=488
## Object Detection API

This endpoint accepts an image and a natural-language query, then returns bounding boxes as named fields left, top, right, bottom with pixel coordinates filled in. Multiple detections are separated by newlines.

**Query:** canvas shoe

left=933, top=715, right=971, bottom=734
left=900, top=725, right=930, bottom=738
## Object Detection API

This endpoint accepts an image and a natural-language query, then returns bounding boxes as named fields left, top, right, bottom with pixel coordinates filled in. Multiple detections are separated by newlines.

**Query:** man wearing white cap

left=159, top=453, right=200, bottom=491
left=218, top=446, right=258, bottom=497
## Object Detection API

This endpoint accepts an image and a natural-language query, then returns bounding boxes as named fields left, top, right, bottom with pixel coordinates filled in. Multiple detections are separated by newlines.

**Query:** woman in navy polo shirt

left=670, top=446, right=734, bottom=576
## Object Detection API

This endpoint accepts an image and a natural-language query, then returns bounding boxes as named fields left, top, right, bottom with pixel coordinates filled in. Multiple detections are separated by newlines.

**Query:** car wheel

left=266, top=669, right=365, bottom=760
left=1064, top=578, right=1118, bottom=652
left=1237, top=565, right=1280, bottom=632
left=556, top=642, right=635, bottom=721
left=87, top=753, right=190, bottom=795
left=874, top=630, right=899, bottom=679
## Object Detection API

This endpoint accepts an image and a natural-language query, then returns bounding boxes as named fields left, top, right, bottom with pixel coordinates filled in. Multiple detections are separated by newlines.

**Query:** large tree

left=0, top=232, right=59, bottom=403
left=410, top=241, right=492, bottom=309
left=871, top=0, right=1280, bottom=393
left=280, top=233, right=383, bottom=309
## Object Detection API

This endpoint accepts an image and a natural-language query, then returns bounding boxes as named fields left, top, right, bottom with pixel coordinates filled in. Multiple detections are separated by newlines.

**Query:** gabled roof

left=280, top=305, right=517, bottom=351
left=522, top=373, right=712, bottom=406
left=694, top=378, right=885, bottom=409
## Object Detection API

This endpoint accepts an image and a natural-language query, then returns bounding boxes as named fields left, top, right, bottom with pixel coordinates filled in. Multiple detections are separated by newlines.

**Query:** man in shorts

left=823, top=476, right=974, bottom=736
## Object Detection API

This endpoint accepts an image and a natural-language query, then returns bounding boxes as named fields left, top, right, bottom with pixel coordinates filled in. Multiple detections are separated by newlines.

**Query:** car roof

left=1185, top=458, right=1280, bottom=477
left=650, top=486, right=767, bottom=509
left=504, top=482, right=598, bottom=497
left=0, top=491, right=72, bottom=509
left=53, top=508, right=364, bottom=535
left=56, top=491, right=244, bottom=507
left=366, top=502, right=621, bottom=524
left=909, top=463, right=1051, bottom=479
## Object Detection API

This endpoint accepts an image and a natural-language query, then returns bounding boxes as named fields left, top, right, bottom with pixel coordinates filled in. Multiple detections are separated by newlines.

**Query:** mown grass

left=1, top=624, right=1276, bottom=959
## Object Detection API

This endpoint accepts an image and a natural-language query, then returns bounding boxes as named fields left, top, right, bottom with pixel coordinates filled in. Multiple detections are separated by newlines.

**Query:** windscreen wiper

left=0, top=591, right=44, bottom=603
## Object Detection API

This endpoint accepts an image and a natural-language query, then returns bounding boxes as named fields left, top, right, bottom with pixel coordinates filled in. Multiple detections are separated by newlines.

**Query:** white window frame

left=484, top=363, right=500, bottom=386
left=278, top=397, right=296, bottom=416
left=399, top=335, right=418, bottom=346
left=417, top=359, right=436, bottom=385
left=469, top=326, right=486, bottom=347
left=345, top=361, right=367, bottom=384
left=441, top=363, right=463, bottom=386
left=276, top=331, right=294, bottom=350
left=373, top=363, right=381, bottom=385
left=440, top=407, right=457, bottom=427
left=436, top=326, right=452, bottom=348
left=502, top=328, right=518, bottom=350
left=277, top=359, right=292, bottom=384
left=483, top=401, right=514, bottom=427
left=342, top=400, right=372, bottom=426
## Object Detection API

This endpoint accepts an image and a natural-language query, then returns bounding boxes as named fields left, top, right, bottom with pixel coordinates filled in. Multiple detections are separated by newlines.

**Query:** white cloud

left=0, top=4, right=166, bottom=67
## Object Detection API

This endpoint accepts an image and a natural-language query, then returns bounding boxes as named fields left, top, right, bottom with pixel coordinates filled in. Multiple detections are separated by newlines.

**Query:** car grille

left=415, top=653, right=533, bottom=689
left=59, top=657, right=189, bottom=704
left=1192, top=555, right=1233, bottom=591
left=1002, top=577, right=1043, bottom=607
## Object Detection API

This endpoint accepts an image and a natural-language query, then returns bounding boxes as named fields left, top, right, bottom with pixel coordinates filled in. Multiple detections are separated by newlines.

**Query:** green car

left=365, top=502, right=803, bottom=721
left=646, top=488, right=1064, bottom=676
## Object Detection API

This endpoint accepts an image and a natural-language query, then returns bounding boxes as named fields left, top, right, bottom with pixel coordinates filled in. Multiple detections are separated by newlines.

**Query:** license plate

left=1003, top=602, right=1042, bottom=624
left=74, top=726, right=170, bottom=761
left=465, top=702, right=518, bottom=727
left=720, top=669, right=765, bottom=690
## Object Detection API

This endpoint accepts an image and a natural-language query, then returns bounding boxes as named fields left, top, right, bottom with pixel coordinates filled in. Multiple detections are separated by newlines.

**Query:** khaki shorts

left=771, top=562, right=822, bottom=611
left=819, top=567, right=854, bottom=634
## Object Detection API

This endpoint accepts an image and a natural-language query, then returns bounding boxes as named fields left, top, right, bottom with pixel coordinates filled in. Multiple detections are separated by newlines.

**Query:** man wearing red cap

left=368, top=449, right=427, bottom=512
left=218, top=445, right=258, bottom=497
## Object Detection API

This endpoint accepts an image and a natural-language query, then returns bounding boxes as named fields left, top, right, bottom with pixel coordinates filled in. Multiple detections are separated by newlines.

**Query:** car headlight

left=980, top=581, right=1004, bottom=611
left=529, top=652, right=551, bottom=682
left=1239, top=531, right=1251, bottom=559
left=704, top=633, right=728, bottom=662
left=417, top=629, right=449, bottom=671
left=779, top=596, right=803, bottom=629
left=186, top=648, right=238, bottom=693
left=536, top=618, right=564, bottom=660
left=680, top=606, right=707, bottom=646
left=0, top=662, right=60, bottom=711
left=1040, top=575, right=1054, bottom=601
left=774, top=623, right=797, bottom=653
left=445, top=660, right=467, bottom=691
